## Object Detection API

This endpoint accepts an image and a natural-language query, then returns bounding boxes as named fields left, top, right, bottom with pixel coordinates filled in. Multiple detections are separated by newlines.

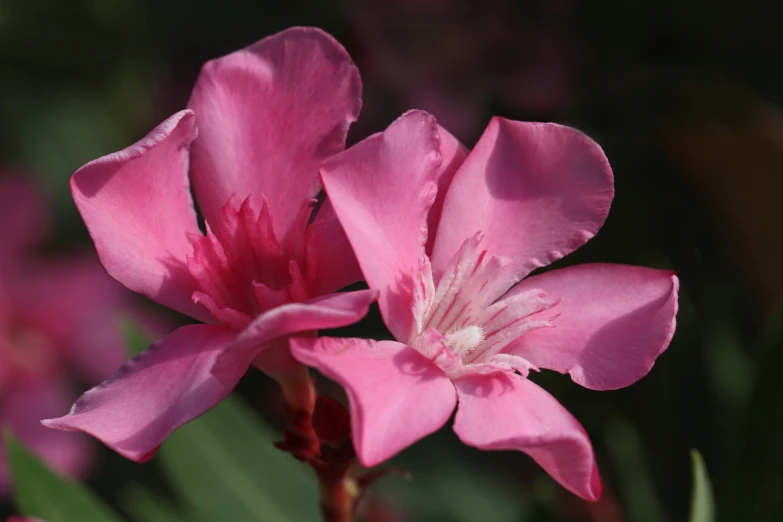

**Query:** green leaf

left=385, top=438, right=529, bottom=522
left=121, top=485, right=187, bottom=522
left=604, top=418, right=666, bottom=522
left=118, top=315, right=152, bottom=357
left=0, top=86, right=131, bottom=221
left=118, top=323, right=322, bottom=521
left=5, top=431, right=125, bottom=522
left=724, top=302, right=783, bottom=520
left=153, top=394, right=320, bottom=522
left=689, top=450, right=715, bottom=522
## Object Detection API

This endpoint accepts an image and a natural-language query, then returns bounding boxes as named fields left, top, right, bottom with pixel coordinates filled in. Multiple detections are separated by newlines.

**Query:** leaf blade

left=689, top=450, right=715, bottom=522
left=156, top=394, right=320, bottom=522
left=5, top=431, right=125, bottom=522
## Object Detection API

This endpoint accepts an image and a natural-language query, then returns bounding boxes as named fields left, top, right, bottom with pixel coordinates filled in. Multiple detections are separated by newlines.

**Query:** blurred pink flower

left=6, top=517, right=46, bottom=522
left=352, top=0, right=583, bottom=142
left=43, top=27, right=377, bottom=462
left=291, top=111, right=679, bottom=500
left=0, top=176, right=131, bottom=494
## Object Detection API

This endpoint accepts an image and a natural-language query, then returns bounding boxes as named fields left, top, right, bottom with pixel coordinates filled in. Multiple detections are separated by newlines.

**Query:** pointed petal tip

left=453, top=374, right=601, bottom=502
left=40, top=416, right=149, bottom=463
left=71, top=110, right=197, bottom=186
left=661, top=271, right=680, bottom=345
left=137, top=444, right=162, bottom=463
left=40, top=325, right=238, bottom=463
left=39, top=418, right=62, bottom=429
left=586, top=466, right=603, bottom=501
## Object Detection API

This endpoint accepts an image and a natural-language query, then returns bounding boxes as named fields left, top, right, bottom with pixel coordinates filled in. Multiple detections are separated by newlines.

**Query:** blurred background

left=1, top=0, right=782, bottom=521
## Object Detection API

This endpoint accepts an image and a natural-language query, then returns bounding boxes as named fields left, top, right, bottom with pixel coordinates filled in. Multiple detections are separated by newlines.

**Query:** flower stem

left=276, top=381, right=362, bottom=521
left=319, top=473, right=359, bottom=522
left=275, top=370, right=406, bottom=520
left=310, top=395, right=360, bottom=521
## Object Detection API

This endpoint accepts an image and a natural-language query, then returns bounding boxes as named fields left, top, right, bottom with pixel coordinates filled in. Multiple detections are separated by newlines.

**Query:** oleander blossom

left=0, top=176, right=132, bottom=494
left=43, top=27, right=377, bottom=462
left=290, top=111, right=679, bottom=500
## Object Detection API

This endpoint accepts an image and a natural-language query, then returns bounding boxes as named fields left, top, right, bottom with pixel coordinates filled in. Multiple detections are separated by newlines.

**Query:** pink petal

left=70, top=110, right=209, bottom=322
left=42, top=324, right=237, bottom=462
left=425, top=125, right=468, bottom=255
left=1, top=378, right=92, bottom=494
left=187, top=27, right=362, bottom=240
left=291, top=337, right=456, bottom=466
left=212, top=289, right=378, bottom=383
left=304, top=198, right=363, bottom=295
left=431, top=119, right=614, bottom=297
left=0, top=176, right=47, bottom=262
left=453, top=373, right=601, bottom=501
left=321, top=110, right=442, bottom=341
left=504, top=263, right=679, bottom=390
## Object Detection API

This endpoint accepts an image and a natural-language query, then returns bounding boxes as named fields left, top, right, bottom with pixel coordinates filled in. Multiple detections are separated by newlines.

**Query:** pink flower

left=0, top=176, right=131, bottom=494
left=290, top=111, right=679, bottom=500
left=43, top=28, right=377, bottom=462
left=6, top=517, right=46, bottom=522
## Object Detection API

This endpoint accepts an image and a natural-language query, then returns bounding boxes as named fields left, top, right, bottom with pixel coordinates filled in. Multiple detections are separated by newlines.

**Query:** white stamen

left=444, top=326, right=485, bottom=355
left=409, top=233, right=557, bottom=379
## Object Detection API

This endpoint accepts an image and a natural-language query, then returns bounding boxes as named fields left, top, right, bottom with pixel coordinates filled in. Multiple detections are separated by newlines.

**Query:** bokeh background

left=2, top=1, right=782, bottom=521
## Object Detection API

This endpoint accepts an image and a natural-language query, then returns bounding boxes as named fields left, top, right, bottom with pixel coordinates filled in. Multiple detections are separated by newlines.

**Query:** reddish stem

left=318, top=469, right=359, bottom=522
left=276, top=395, right=363, bottom=521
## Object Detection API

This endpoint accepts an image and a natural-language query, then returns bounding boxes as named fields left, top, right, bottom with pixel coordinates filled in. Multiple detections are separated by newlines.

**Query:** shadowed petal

left=321, top=110, right=442, bottom=341
left=188, top=26, right=362, bottom=240
left=431, top=119, right=613, bottom=297
left=505, top=263, right=679, bottom=390
left=42, top=324, right=237, bottom=462
left=212, top=290, right=378, bottom=383
left=291, top=337, right=456, bottom=467
left=453, top=373, right=601, bottom=501
left=305, top=198, right=363, bottom=295
left=70, top=110, right=209, bottom=322
left=425, top=125, right=468, bottom=255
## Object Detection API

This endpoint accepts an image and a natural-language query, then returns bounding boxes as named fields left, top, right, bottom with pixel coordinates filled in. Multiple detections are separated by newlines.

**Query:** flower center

left=187, top=193, right=311, bottom=328
left=443, top=325, right=485, bottom=355
left=410, top=233, right=555, bottom=379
